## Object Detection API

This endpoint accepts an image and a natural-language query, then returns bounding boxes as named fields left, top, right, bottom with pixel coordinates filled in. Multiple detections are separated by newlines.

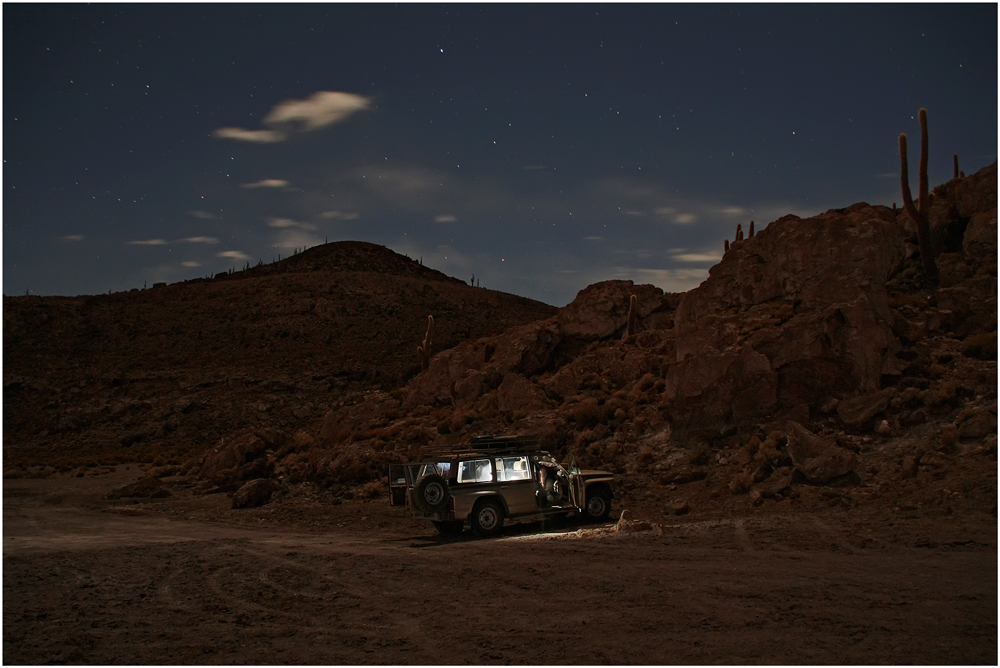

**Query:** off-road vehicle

left=388, top=435, right=615, bottom=537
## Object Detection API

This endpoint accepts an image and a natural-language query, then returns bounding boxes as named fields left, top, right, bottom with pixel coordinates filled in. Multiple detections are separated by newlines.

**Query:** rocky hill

left=3, top=241, right=557, bottom=470
left=179, top=162, right=996, bottom=519
left=5, top=162, right=997, bottom=522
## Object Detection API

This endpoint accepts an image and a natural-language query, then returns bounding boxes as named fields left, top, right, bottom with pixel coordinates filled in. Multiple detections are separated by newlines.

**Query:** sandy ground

left=4, top=469, right=997, bottom=665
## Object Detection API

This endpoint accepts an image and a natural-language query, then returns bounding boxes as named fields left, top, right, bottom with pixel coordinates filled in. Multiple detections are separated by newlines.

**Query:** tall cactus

left=417, top=315, right=434, bottom=371
left=953, top=153, right=959, bottom=179
left=623, top=294, right=638, bottom=341
left=748, top=220, right=755, bottom=238
left=899, top=108, right=937, bottom=280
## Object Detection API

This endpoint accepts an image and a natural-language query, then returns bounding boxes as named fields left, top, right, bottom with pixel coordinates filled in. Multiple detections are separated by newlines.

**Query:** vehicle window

left=495, top=456, right=531, bottom=482
left=457, top=459, right=492, bottom=483
left=419, top=462, right=451, bottom=478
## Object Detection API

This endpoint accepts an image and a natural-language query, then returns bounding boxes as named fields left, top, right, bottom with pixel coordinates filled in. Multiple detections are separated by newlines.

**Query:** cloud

left=319, top=210, right=360, bottom=220
left=271, top=229, right=323, bottom=250
left=241, top=178, right=289, bottom=189
left=673, top=213, right=697, bottom=224
left=188, top=210, right=217, bottom=219
left=671, top=252, right=722, bottom=263
left=718, top=206, right=746, bottom=215
left=181, top=261, right=201, bottom=267
left=654, top=207, right=676, bottom=216
left=214, top=91, right=371, bottom=143
left=584, top=236, right=604, bottom=241
left=264, top=91, right=371, bottom=130
left=60, top=234, right=84, bottom=242
left=179, top=236, right=219, bottom=244
left=623, top=210, right=645, bottom=217
left=217, top=250, right=250, bottom=261
left=434, top=214, right=457, bottom=223
left=267, top=217, right=316, bottom=231
left=125, top=239, right=168, bottom=246
left=212, top=128, right=285, bottom=143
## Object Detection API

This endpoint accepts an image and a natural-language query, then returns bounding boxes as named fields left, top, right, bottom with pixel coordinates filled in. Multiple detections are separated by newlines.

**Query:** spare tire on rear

left=412, top=473, right=451, bottom=513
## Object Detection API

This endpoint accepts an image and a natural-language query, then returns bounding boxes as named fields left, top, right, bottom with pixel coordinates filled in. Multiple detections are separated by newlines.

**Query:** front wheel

left=583, top=488, right=612, bottom=522
left=471, top=499, right=505, bottom=537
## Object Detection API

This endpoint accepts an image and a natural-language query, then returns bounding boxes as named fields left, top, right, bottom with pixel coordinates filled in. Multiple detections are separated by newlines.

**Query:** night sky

left=5, top=4, right=997, bottom=306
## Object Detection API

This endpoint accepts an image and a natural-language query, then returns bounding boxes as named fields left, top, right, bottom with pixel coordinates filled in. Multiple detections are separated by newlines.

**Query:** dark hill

left=3, top=242, right=556, bottom=469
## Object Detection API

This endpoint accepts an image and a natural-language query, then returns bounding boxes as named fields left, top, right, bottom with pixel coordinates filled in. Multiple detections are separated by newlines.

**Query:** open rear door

left=388, top=464, right=407, bottom=506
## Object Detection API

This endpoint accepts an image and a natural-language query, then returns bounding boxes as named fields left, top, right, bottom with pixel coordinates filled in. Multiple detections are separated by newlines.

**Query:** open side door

left=388, top=463, right=408, bottom=506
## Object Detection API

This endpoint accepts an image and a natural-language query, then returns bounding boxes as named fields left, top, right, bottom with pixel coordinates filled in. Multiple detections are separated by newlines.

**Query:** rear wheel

left=432, top=520, right=464, bottom=535
left=471, top=498, right=505, bottom=537
left=412, top=473, right=451, bottom=513
left=583, top=488, right=612, bottom=522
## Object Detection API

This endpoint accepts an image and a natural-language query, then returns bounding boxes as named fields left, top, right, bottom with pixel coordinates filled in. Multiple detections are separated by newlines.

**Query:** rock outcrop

left=666, top=204, right=909, bottom=429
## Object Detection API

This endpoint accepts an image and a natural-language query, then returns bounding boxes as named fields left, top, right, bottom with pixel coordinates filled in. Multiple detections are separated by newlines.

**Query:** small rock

left=876, top=420, right=891, bottom=435
left=750, top=490, right=764, bottom=506
left=666, top=499, right=689, bottom=516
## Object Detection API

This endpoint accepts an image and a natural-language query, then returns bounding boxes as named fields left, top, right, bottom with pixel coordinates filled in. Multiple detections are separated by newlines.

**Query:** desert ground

left=4, top=467, right=995, bottom=665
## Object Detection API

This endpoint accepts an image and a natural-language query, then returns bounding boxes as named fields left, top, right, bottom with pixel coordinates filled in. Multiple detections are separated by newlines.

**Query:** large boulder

left=232, top=478, right=279, bottom=509
left=786, top=422, right=857, bottom=484
left=837, top=388, right=896, bottom=429
left=557, top=280, right=673, bottom=340
left=403, top=320, right=561, bottom=409
left=199, top=431, right=269, bottom=479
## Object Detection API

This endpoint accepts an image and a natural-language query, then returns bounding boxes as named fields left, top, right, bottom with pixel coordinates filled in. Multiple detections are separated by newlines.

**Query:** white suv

left=388, top=435, right=615, bottom=537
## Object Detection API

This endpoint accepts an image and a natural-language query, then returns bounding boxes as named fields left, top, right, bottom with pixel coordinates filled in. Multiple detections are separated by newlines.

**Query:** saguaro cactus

left=623, top=294, right=638, bottom=341
left=953, top=153, right=959, bottom=179
left=417, top=315, right=434, bottom=371
left=899, top=108, right=937, bottom=280
left=748, top=220, right=755, bottom=238
left=735, top=223, right=744, bottom=241
left=724, top=239, right=730, bottom=253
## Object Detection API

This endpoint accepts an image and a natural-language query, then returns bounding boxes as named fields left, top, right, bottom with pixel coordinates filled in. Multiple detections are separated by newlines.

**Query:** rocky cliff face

left=283, top=162, right=995, bottom=515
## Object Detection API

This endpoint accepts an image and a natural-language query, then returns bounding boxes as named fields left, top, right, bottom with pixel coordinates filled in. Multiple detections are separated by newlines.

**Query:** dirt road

left=4, top=470, right=996, bottom=664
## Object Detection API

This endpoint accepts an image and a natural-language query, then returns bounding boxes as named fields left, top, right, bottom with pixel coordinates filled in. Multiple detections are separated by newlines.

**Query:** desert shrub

left=728, top=471, right=753, bottom=495
left=569, top=397, right=602, bottom=429
left=580, top=373, right=602, bottom=391
left=962, top=332, right=997, bottom=360
left=358, top=480, right=384, bottom=499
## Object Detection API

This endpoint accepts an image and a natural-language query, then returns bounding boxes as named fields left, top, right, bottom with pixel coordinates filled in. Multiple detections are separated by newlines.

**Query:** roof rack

left=464, top=434, right=541, bottom=451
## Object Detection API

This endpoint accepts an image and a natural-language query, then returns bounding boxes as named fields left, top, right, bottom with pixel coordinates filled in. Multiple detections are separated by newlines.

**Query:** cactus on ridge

left=417, top=315, right=434, bottom=371
left=735, top=223, right=744, bottom=241
left=953, top=153, right=959, bottom=179
left=724, top=239, right=730, bottom=253
left=623, top=294, right=638, bottom=342
left=898, top=107, right=938, bottom=280
left=748, top=220, right=755, bottom=238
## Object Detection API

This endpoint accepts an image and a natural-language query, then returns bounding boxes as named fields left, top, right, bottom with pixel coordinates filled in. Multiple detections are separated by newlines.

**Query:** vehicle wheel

left=583, top=488, right=612, bottom=522
left=412, top=473, right=451, bottom=513
left=432, top=520, right=464, bottom=535
left=471, top=499, right=505, bottom=537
